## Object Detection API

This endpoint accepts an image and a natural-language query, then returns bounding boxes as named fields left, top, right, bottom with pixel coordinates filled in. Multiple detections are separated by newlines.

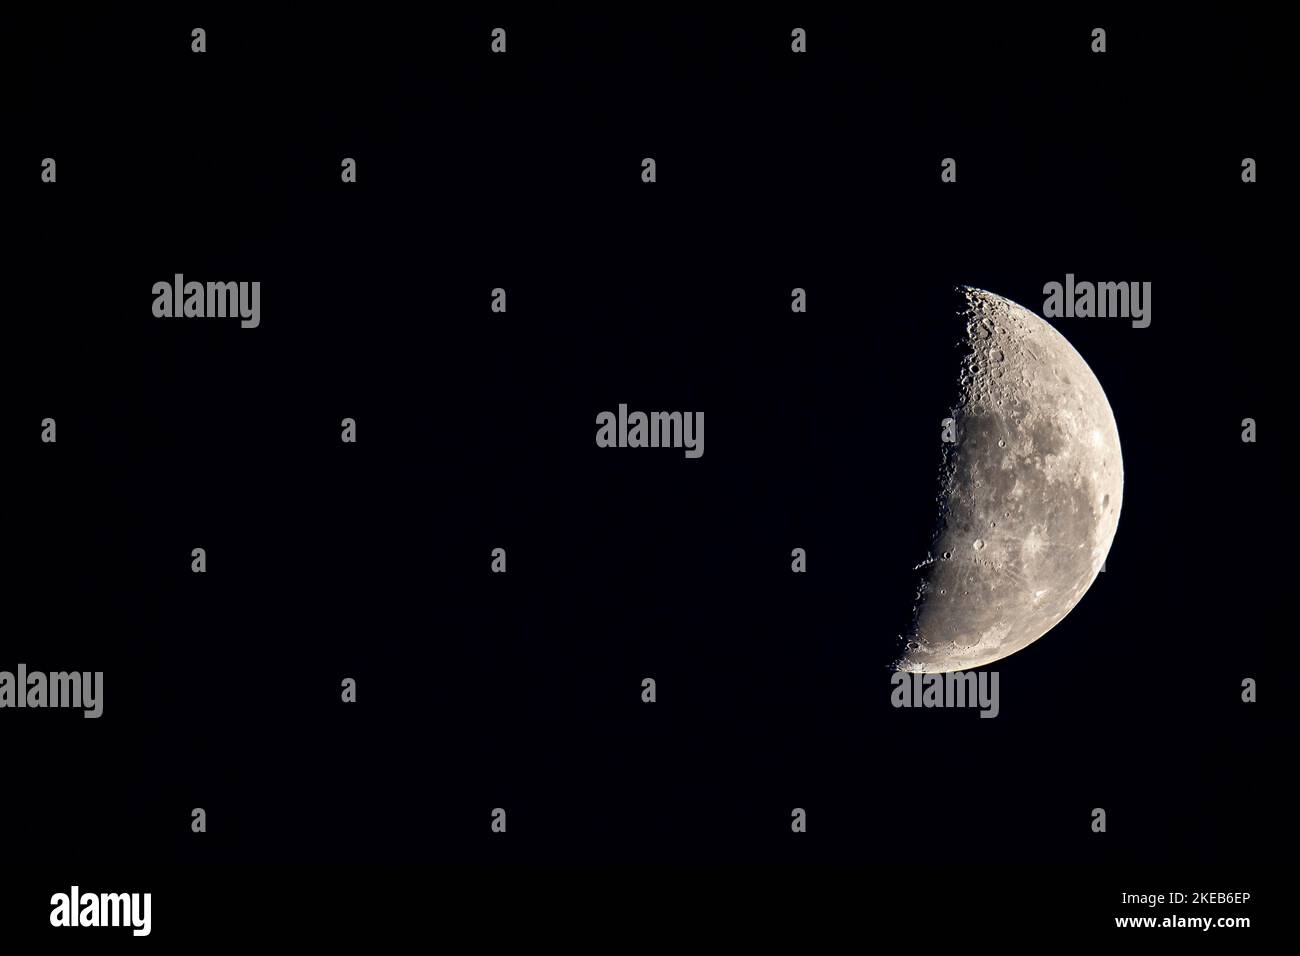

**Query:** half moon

left=896, top=288, right=1123, bottom=673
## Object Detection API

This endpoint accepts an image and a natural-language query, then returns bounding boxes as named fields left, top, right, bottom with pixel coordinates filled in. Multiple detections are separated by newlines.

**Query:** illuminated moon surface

left=896, top=288, right=1123, bottom=673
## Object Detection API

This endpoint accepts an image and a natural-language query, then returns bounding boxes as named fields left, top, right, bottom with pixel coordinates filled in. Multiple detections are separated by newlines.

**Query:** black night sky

left=9, top=8, right=1285, bottom=940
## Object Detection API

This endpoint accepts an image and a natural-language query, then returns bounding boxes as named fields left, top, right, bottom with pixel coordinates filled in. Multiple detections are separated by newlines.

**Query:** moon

left=896, top=288, right=1123, bottom=673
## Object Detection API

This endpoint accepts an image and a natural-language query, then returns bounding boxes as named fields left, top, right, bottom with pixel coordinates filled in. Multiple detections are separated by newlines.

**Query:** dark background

left=10, top=7, right=1286, bottom=882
